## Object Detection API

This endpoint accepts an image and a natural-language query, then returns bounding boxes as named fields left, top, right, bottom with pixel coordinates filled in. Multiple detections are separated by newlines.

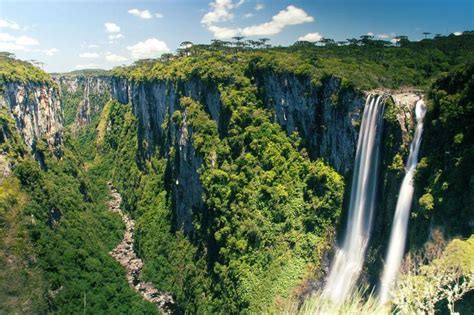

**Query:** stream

left=107, top=183, right=176, bottom=314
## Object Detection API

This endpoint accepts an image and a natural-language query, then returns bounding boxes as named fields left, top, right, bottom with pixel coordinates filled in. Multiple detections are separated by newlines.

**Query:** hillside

left=0, top=31, right=473, bottom=314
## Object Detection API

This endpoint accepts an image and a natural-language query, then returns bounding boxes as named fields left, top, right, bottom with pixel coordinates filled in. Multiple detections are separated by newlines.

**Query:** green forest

left=1, top=29, right=473, bottom=314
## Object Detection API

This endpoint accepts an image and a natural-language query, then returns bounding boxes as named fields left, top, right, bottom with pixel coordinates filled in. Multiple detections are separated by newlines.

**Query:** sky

left=0, top=0, right=472, bottom=73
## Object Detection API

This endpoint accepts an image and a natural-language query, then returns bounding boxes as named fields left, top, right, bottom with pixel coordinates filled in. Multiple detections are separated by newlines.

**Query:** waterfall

left=323, top=94, right=385, bottom=302
left=379, top=99, right=426, bottom=304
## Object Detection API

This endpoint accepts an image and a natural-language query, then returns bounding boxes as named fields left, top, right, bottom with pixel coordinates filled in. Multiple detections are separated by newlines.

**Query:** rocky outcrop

left=53, top=75, right=112, bottom=127
left=110, top=73, right=419, bottom=238
left=256, top=72, right=364, bottom=176
left=368, top=91, right=422, bottom=284
left=0, top=81, right=63, bottom=156
left=111, top=77, right=221, bottom=234
left=107, top=183, right=175, bottom=314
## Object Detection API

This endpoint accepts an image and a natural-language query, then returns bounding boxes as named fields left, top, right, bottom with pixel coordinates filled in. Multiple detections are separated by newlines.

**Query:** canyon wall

left=0, top=81, right=63, bottom=157
left=53, top=75, right=112, bottom=127
left=109, top=73, right=418, bottom=243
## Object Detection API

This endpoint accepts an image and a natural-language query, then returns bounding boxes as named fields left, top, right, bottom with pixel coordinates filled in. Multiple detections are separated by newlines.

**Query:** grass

left=283, top=287, right=390, bottom=315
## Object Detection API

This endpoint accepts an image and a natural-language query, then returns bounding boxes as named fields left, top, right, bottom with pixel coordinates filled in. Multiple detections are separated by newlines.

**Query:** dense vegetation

left=96, top=88, right=344, bottom=312
left=115, top=31, right=474, bottom=90
left=413, top=63, right=474, bottom=242
left=1, top=31, right=473, bottom=314
left=0, top=103, right=155, bottom=313
left=0, top=52, right=53, bottom=85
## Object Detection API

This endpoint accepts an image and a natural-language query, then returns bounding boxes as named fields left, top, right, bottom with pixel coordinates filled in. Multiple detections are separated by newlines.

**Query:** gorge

left=1, top=31, right=473, bottom=314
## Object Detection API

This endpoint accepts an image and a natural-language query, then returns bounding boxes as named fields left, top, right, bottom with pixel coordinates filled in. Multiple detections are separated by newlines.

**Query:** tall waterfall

left=323, top=94, right=385, bottom=302
left=379, top=99, right=426, bottom=304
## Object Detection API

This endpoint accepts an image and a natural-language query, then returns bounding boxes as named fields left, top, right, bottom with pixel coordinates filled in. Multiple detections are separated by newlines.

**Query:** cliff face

left=367, top=92, right=420, bottom=284
left=110, top=73, right=417, bottom=240
left=53, top=75, right=112, bottom=127
left=256, top=71, right=364, bottom=176
left=0, top=81, right=63, bottom=156
left=111, top=77, right=221, bottom=233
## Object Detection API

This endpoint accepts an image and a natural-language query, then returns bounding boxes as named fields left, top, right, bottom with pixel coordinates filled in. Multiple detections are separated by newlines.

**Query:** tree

left=179, top=41, right=194, bottom=56
left=258, top=38, right=270, bottom=48
left=160, top=53, right=174, bottom=63
left=210, top=39, right=225, bottom=50
left=320, top=37, right=336, bottom=46
left=232, top=36, right=245, bottom=48
left=0, top=51, right=16, bottom=59
left=359, top=35, right=374, bottom=45
left=291, top=40, right=315, bottom=48
left=346, top=38, right=359, bottom=46
left=422, top=32, right=431, bottom=39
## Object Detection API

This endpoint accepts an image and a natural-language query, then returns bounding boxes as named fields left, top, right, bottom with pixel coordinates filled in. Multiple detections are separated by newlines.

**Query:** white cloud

left=88, top=44, right=99, bottom=48
left=79, top=52, right=100, bottom=58
left=105, top=52, right=128, bottom=62
left=376, top=33, right=390, bottom=39
left=206, top=5, right=314, bottom=39
left=0, top=19, right=20, bottom=30
left=0, top=32, right=40, bottom=51
left=453, top=31, right=463, bottom=36
left=75, top=63, right=99, bottom=69
left=43, top=48, right=59, bottom=56
left=367, top=32, right=374, bottom=36
left=127, top=38, right=170, bottom=59
left=208, top=25, right=240, bottom=39
left=16, top=35, right=39, bottom=46
left=244, top=13, right=254, bottom=18
left=155, top=13, right=164, bottom=18
left=0, top=32, right=15, bottom=42
left=201, top=0, right=244, bottom=25
left=128, top=9, right=152, bottom=19
left=255, top=3, right=264, bottom=11
left=298, top=32, right=322, bottom=42
left=0, top=42, right=23, bottom=51
left=104, top=22, right=120, bottom=33
left=242, top=5, right=314, bottom=37
left=108, top=33, right=124, bottom=40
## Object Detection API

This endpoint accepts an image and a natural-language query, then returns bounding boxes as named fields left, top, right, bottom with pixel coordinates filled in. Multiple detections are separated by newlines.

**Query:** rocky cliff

left=255, top=71, right=364, bottom=176
left=53, top=75, right=111, bottom=127
left=0, top=81, right=63, bottom=157
left=110, top=73, right=418, bottom=240
left=111, top=77, right=221, bottom=233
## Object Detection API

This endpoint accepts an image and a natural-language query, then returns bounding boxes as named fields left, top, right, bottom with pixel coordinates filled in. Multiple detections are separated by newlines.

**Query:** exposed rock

left=107, top=182, right=175, bottom=314
left=53, top=75, right=112, bottom=127
left=111, top=77, right=220, bottom=234
left=0, top=81, right=63, bottom=156
left=256, top=71, right=365, bottom=176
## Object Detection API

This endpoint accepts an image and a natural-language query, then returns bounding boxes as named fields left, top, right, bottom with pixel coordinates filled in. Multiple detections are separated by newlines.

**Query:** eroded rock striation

left=53, top=74, right=112, bottom=127
left=109, top=74, right=418, bottom=240
left=0, top=81, right=63, bottom=156
left=107, top=183, right=175, bottom=314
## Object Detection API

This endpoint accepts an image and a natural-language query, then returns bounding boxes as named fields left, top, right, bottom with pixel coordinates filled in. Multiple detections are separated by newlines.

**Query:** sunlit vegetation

left=0, top=30, right=472, bottom=314
left=114, top=31, right=474, bottom=91
left=413, top=63, right=474, bottom=242
left=0, top=52, right=52, bottom=84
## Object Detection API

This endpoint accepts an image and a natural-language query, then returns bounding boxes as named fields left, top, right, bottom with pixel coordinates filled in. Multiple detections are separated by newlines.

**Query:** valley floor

left=107, top=183, right=175, bottom=313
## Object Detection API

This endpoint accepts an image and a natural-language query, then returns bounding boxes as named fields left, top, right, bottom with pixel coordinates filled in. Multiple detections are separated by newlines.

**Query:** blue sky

left=0, top=0, right=472, bottom=72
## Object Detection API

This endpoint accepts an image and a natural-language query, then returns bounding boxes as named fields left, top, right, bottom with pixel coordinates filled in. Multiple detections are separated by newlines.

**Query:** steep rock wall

left=255, top=71, right=364, bottom=176
left=0, top=81, right=63, bottom=156
left=111, top=77, right=221, bottom=233
left=367, top=92, right=421, bottom=284
left=110, top=73, right=418, bottom=249
left=53, top=75, right=112, bottom=127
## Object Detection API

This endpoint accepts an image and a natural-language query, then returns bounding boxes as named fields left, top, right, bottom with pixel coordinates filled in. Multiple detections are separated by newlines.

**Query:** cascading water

left=378, top=99, right=426, bottom=304
left=323, top=94, right=385, bottom=302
